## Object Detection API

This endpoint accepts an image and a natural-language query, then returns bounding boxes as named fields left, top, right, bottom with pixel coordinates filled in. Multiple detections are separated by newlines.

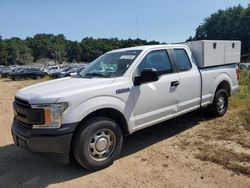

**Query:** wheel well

left=76, top=108, right=129, bottom=136
left=216, top=81, right=231, bottom=96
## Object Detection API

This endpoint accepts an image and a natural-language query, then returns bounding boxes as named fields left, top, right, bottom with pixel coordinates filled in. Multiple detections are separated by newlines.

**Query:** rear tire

left=72, top=117, right=123, bottom=170
left=208, top=88, right=228, bottom=117
left=14, top=76, right=21, bottom=81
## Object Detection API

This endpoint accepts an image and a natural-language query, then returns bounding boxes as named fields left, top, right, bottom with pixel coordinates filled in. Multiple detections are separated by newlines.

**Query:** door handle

left=171, top=81, right=179, bottom=87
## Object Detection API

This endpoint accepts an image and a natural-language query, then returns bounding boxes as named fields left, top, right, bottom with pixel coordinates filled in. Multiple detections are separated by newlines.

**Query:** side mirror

left=134, top=68, right=158, bottom=86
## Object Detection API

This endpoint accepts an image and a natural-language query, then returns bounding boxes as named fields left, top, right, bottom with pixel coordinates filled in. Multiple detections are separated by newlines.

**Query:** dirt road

left=0, top=78, right=249, bottom=188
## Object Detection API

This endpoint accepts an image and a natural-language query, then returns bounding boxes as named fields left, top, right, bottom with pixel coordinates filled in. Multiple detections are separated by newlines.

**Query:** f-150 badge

left=115, top=88, right=131, bottom=94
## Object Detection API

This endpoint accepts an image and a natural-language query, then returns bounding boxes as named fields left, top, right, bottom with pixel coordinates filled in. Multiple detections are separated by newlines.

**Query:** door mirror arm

left=134, top=76, right=141, bottom=86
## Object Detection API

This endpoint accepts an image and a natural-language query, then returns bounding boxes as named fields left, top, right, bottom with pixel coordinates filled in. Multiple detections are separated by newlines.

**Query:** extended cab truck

left=12, top=40, right=240, bottom=170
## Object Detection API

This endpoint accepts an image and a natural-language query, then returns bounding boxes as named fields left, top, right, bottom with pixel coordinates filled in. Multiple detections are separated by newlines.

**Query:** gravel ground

left=0, top=78, right=249, bottom=188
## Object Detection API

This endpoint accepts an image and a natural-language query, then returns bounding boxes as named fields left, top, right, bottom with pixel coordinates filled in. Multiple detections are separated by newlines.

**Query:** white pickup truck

left=12, top=40, right=240, bottom=170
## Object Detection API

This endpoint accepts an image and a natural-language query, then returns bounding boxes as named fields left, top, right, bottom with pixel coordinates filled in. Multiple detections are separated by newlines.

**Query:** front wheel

left=72, top=117, right=123, bottom=170
left=208, top=88, right=228, bottom=117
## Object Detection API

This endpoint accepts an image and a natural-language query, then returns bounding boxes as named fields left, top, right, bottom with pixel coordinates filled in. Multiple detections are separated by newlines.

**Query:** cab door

left=171, top=48, right=201, bottom=112
left=132, top=49, right=181, bottom=129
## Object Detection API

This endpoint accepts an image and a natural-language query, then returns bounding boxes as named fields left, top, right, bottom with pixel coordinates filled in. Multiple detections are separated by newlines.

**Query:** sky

left=0, top=0, right=249, bottom=43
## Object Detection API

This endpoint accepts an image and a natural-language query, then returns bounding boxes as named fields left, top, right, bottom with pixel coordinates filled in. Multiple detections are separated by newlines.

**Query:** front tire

left=72, top=117, right=123, bottom=170
left=208, top=88, right=228, bottom=117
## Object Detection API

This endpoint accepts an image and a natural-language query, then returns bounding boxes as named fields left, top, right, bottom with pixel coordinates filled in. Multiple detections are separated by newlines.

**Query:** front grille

left=15, top=97, right=30, bottom=108
left=13, top=97, right=45, bottom=128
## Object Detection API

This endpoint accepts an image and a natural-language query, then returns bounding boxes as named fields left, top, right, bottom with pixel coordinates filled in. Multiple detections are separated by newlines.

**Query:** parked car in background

left=45, top=66, right=60, bottom=75
left=61, top=67, right=79, bottom=77
left=11, top=67, right=45, bottom=80
left=10, top=65, right=18, bottom=69
left=50, top=67, right=71, bottom=79
left=68, top=66, right=86, bottom=77
left=239, top=63, right=250, bottom=71
left=0, top=66, right=5, bottom=74
left=8, top=67, right=25, bottom=79
left=0, top=67, right=14, bottom=78
left=50, top=65, right=86, bottom=78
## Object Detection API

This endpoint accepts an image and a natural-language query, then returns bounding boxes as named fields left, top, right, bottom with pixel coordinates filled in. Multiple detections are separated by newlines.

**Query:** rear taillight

left=236, top=65, right=240, bottom=81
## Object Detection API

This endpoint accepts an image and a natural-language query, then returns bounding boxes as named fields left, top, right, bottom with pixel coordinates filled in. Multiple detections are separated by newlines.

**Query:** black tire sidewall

left=73, top=117, right=123, bottom=170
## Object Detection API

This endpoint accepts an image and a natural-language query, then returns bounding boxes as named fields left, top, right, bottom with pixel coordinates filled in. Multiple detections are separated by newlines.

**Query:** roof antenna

left=136, top=16, right=139, bottom=39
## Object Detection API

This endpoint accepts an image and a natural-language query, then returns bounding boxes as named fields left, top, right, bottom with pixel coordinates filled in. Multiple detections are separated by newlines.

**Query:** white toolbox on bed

left=185, top=40, right=241, bottom=68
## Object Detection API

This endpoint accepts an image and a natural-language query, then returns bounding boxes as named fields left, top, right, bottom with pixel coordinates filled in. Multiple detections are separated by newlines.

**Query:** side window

left=33, top=68, right=39, bottom=72
left=138, top=50, right=172, bottom=76
left=173, top=49, right=191, bottom=71
left=23, top=69, right=29, bottom=73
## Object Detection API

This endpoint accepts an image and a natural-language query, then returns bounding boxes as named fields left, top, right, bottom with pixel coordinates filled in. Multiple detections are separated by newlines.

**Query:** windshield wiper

left=84, top=73, right=107, bottom=78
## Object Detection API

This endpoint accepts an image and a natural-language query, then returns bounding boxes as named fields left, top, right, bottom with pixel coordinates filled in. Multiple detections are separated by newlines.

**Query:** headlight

left=31, top=102, right=68, bottom=129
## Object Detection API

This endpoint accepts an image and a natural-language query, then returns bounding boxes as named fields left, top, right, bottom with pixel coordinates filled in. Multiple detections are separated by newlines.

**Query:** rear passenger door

left=172, top=48, right=201, bottom=112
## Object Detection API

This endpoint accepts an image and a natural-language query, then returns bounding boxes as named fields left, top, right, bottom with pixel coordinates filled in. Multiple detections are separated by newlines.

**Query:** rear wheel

left=208, top=88, right=228, bottom=117
left=14, top=76, right=21, bottom=81
left=72, top=117, right=123, bottom=170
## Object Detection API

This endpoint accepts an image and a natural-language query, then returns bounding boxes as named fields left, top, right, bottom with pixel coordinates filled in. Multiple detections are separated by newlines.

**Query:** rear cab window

left=173, top=49, right=192, bottom=72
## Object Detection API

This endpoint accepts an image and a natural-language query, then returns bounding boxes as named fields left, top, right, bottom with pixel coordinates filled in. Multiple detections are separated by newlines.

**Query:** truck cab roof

left=109, top=44, right=189, bottom=53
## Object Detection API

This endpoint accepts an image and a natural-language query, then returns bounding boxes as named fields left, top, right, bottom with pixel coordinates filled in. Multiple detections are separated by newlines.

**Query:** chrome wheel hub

left=96, top=138, right=108, bottom=151
left=217, top=96, right=225, bottom=110
left=88, top=129, right=116, bottom=161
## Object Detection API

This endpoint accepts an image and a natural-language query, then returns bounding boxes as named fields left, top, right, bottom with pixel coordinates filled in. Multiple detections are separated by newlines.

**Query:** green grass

left=230, top=71, right=250, bottom=106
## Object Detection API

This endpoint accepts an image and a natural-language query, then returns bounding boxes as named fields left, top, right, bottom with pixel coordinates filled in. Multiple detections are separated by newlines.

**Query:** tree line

left=0, top=35, right=160, bottom=66
left=0, top=4, right=250, bottom=66
left=191, top=4, right=250, bottom=59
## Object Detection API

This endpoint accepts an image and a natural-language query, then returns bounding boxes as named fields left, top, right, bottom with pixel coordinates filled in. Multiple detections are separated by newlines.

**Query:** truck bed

left=199, top=63, right=239, bottom=107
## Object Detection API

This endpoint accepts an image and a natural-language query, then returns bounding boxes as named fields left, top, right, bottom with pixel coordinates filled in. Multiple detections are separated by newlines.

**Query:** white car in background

left=45, top=66, right=61, bottom=75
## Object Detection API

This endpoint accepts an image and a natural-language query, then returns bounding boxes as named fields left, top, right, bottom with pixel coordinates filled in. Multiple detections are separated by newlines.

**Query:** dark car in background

left=7, top=67, right=25, bottom=79
left=58, top=67, right=79, bottom=78
left=11, top=67, right=45, bottom=80
left=50, top=67, right=71, bottom=79
left=0, top=68, right=13, bottom=78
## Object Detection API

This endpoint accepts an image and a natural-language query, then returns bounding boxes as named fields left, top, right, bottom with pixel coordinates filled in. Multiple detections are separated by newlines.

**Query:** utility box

left=185, top=40, right=241, bottom=68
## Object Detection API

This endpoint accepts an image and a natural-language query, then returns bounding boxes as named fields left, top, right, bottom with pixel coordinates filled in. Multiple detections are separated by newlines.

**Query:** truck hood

left=16, top=77, right=115, bottom=104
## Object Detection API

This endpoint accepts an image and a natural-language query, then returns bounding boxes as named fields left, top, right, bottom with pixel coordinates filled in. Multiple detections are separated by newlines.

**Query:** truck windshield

left=78, top=50, right=142, bottom=78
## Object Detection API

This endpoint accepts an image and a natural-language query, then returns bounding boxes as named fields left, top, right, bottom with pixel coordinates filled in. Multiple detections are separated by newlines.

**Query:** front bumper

left=11, top=119, right=78, bottom=154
